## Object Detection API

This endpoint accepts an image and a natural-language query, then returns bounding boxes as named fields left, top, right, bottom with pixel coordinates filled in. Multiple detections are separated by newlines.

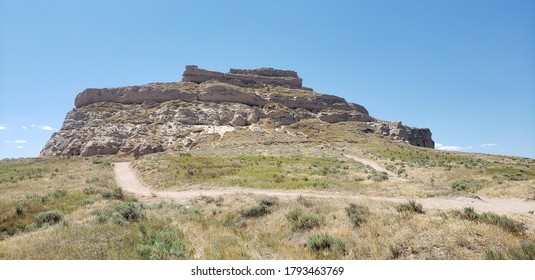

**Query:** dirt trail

left=113, top=162, right=535, bottom=215
left=343, top=154, right=397, bottom=177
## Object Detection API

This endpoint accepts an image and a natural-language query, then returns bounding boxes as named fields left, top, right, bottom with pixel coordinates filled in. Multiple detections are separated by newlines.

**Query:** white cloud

left=22, top=126, right=27, bottom=129
left=41, top=125, right=54, bottom=131
left=0, top=125, right=6, bottom=130
left=31, top=124, right=54, bottom=131
left=4, top=140, right=13, bottom=143
left=15, top=140, right=28, bottom=143
left=480, top=143, right=497, bottom=147
left=435, top=143, right=472, bottom=152
left=16, top=146, right=23, bottom=149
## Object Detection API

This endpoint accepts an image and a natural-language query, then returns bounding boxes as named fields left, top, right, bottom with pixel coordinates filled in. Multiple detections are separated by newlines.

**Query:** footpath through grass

left=135, top=154, right=380, bottom=190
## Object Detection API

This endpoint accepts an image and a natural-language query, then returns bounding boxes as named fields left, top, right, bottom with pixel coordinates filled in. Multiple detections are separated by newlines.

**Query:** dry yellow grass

left=1, top=120, right=534, bottom=259
left=2, top=191, right=532, bottom=259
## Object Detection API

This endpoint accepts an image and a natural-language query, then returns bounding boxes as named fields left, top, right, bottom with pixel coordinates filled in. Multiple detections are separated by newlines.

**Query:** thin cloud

left=435, top=143, right=472, bottom=152
left=4, top=140, right=13, bottom=143
left=15, top=140, right=28, bottom=143
left=15, top=146, right=23, bottom=149
left=22, top=126, right=27, bottom=129
left=0, top=125, right=6, bottom=130
left=31, top=124, right=54, bottom=131
left=480, top=143, right=497, bottom=147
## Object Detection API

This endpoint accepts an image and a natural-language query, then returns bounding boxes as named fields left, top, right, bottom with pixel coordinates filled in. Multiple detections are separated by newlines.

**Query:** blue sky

left=1, top=0, right=534, bottom=159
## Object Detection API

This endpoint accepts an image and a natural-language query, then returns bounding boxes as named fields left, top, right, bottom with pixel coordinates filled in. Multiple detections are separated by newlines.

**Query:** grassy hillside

left=1, top=121, right=534, bottom=259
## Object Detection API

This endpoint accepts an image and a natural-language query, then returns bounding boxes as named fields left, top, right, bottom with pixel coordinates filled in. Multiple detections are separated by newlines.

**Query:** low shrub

left=508, top=240, right=535, bottom=260
left=82, top=198, right=94, bottom=205
left=368, top=172, right=388, bottom=182
left=286, top=208, right=322, bottom=231
left=451, top=179, right=484, bottom=192
left=94, top=202, right=145, bottom=224
left=451, top=180, right=468, bottom=191
left=307, top=233, right=345, bottom=254
left=83, top=186, right=98, bottom=195
left=485, top=249, right=505, bottom=260
left=485, top=241, right=535, bottom=260
left=259, top=196, right=278, bottom=207
left=504, top=173, right=528, bottom=181
left=461, top=207, right=524, bottom=234
left=138, top=224, right=189, bottom=260
left=240, top=197, right=278, bottom=218
left=345, top=203, right=369, bottom=227
left=95, top=209, right=112, bottom=223
left=50, top=189, right=67, bottom=198
left=115, top=202, right=145, bottom=222
left=240, top=204, right=268, bottom=218
left=396, top=200, right=424, bottom=214
left=102, top=188, right=124, bottom=200
left=34, top=210, right=64, bottom=227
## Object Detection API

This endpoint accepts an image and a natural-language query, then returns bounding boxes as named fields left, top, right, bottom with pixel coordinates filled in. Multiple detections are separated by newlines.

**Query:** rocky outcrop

left=41, top=65, right=435, bottom=157
left=198, top=84, right=267, bottom=107
left=229, top=68, right=298, bottom=78
left=75, top=84, right=197, bottom=109
left=369, top=121, right=434, bottom=148
left=183, top=65, right=303, bottom=89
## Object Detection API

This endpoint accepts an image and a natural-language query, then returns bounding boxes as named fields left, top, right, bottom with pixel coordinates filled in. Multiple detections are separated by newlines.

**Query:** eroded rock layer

left=41, top=66, right=434, bottom=157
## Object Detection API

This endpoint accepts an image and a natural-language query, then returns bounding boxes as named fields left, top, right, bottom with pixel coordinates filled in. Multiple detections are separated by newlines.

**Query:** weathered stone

left=183, top=65, right=303, bottom=89
left=41, top=65, right=435, bottom=157
left=318, top=110, right=374, bottom=123
left=229, top=68, right=298, bottom=78
left=369, top=121, right=434, bottom=148
left=75, top=84, right=198, bottom=108
left=199, top=84, right=267, bottom=107
left=134, top=142, right=164, bottom=158
left=229, top=114, right=247, bottom=126
left=80, top=138, right=122, bottom=156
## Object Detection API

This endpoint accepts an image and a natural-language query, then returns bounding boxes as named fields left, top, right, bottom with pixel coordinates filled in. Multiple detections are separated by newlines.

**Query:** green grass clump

left=50, top=189, right=67, bottom=198
left=259, top=196, right=278, bottom=207
left=486, top=241, right=535, bottom=260
left=102, top=188, right=124, bottom=200
left=307, top=233, right=345, bottom=255
left=345, top=203, right=369, bottom=227
left=396, top=200, right=424, bottom=214
left=94, top=202, right=145, bottom=225
left=286, top=208, right=323, bottom=231
left=33, top=210, right=63, bottom=227
left=240, top=204, right=269, bottom=218
left=115, top=202, right=145, bottom=222
left=368, top=171, right=388, bottom=182
left=485, top=166, right=535, bottom=180
left=83, top=186, right=98, bottom=195
left=461, top=207, right=524, bottom=234
left=240, top=197, right=278, bottom=218
left=138, top=224, right=189, bottom=260
left=95, top=209, right=112, bottom=223
left=450, top=179, right=484, bottom=192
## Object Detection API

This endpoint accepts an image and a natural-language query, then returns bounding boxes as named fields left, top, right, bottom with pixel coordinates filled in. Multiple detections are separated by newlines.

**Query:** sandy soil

left=114, top=162, right=535, bottom=215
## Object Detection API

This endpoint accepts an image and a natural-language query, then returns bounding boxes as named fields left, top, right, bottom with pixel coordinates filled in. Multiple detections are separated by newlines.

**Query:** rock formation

left=183, top=65, right=303, bottom=89
left=41, top=66, right=434, bottom=157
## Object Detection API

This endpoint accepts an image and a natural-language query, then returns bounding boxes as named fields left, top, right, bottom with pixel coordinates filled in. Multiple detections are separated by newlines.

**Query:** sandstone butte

left=40, top=65, right=434, bottom=157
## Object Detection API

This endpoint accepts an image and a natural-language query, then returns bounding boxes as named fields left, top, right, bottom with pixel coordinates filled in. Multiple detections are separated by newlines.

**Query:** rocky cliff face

left=41, top=66, right=434, bottom=157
